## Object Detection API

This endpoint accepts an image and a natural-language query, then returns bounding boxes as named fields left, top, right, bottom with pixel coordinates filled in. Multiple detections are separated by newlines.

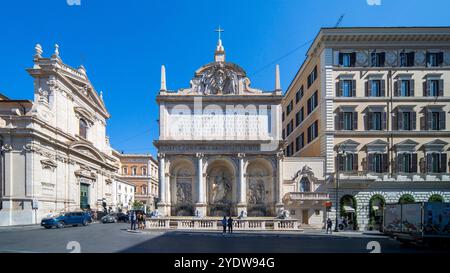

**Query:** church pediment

left=70, top=142, right=106, bottom=163
left=54, top=65, right=110, bottom=119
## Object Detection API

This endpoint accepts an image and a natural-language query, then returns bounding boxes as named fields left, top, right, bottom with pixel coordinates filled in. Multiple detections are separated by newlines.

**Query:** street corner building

left=0, top=44, right=122, bottom=226
left=154, top=36, right=329, bottom=228
left=113, top=151, right=159, bottom=211
left=282, top=27, right=450, bottom=230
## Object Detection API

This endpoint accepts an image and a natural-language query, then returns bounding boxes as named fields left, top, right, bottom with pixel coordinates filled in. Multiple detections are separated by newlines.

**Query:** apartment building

left=283, top=27, right=450, bottom=230
left=113, top=151, right=158, bottom=211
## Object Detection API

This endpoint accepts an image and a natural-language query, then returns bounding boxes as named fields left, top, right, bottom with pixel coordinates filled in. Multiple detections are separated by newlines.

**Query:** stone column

left=195, top=153, right=206, bottom=217
left=157, top=153, right=169, bottom=216
left=275, top=152, right=284, bottom=213
left=236, top=153, right=247, bottom=217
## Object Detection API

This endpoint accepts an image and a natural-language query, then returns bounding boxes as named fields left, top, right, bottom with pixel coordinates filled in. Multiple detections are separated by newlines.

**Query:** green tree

left=132, top=200, right=144, bottom=210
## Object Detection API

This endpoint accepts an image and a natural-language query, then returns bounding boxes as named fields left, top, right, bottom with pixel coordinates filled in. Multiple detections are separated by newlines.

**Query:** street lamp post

left=334, top=150, right=348, bottom=232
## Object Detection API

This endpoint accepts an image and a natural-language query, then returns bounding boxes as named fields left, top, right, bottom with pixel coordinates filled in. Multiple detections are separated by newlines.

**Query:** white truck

left=383, top=202, right=450, bottom=247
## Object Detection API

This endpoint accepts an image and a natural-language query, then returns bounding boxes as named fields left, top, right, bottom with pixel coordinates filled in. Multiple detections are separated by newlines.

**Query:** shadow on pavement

left=117, top=230, right=446, bottom=253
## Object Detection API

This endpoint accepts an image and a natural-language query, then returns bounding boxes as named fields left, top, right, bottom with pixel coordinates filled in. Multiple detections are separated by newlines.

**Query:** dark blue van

left=41, top=211, right=92, bottom=229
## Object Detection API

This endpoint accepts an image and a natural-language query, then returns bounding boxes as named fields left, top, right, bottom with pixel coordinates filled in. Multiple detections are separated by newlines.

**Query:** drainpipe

left=387, top=70, right=394, bottom=178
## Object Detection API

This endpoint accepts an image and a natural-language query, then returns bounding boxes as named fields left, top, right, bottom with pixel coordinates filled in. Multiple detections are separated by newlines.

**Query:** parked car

left=41, top=211, right=91, bottom=229
left=101, top=214, right=117, bottom=224
left=116, top=212, right=129, bottom=223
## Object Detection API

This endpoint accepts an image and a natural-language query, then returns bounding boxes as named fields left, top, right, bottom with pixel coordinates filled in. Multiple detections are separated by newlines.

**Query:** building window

left=425, top=79, right=443, bottom=97
left=366, top=80, right=385, bottom=97
left=286, top=119, right=294, bottom=136
left=122, top=167, right=128, bottom=175
left=427, top=110, right=446, bottom=131
left=344, top=80, right=354, bottom=97
left=307, top=66, right=318, bottom=88
left=286, top=142, right=294, bottom=157
left=282, top=111, right=285, bottom=122
left=339, top=52, right=356, bottom=67
left=397, top=111, right=416, bottom=131
left=79, top=119, right=88, bottom=139
left=396, top=80, right=414, bottom=97
left=296, top=86, right=304, bottom=103
left=337, top=111, right=357, bottom=131
left=367, top=153, right=388, bottom=173
left=286, top=100, right=293, bottom=116
left=400, top=51, right=415, bottom=67
left=307, top=91, right=318, bottom=115
left=307, top=120, right=318, bottom=143
left=295, top=133, right=304, bottom=152
left=397, top=153, right=417, bottom=173
left=142, top=186, right=147, bottom=195
left=427, top=153, right=447, bottom=173
left=337, top=153, right=358, bottom=172
left=426, top=52, right=443, bottom=67
left=299, top=177, right=311, bottom=192
left=295, top=108, right=304, bottom=127
left=343, top=112, right=354, bottom=130
left=142, top=167, right=147, bottom=176
left=132, top=167, right=137, bottom=176
left=366, top=111, right=385, bottom=130
left=370, top=51, right=385, bottom=67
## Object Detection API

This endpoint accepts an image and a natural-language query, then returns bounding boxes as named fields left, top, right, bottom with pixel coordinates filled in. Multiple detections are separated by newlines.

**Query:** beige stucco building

left=113, top=151, right=158, bottom=211
left=283, top=27, right=450, bottom=230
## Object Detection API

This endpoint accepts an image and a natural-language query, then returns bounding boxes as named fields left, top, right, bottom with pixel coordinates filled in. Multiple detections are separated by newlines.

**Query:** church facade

left=0, top=45, right=120, bottom=226
left=155, top=38, right=330, bottom=224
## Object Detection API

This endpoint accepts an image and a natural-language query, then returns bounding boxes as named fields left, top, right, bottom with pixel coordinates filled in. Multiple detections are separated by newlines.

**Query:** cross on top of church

left=215, top=26, right=224, bottom=40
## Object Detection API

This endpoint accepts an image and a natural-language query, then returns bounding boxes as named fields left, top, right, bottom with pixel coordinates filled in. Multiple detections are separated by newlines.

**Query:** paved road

left=0, top=223, right=446, bottom=253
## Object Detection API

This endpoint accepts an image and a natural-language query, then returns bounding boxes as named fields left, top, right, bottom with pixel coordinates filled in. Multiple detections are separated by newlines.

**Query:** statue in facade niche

left=248, top=179, right=265, bottom=204
left=211, top=172, right=231, bottom=203
left=176, top=183, right=192, bottom=204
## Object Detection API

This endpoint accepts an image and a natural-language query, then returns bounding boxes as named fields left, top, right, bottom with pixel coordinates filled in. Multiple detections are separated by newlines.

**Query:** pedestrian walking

left=129, top=211, right=137, bottom=230
left=221, top=216, right=227, bottom=234
left=142, top=213, right=146, bottom=229
left=326, top=218, right=333, bottom=234
left=139, top=213, right=145, bottom=229
left=227, top=216, right=233, bottom=234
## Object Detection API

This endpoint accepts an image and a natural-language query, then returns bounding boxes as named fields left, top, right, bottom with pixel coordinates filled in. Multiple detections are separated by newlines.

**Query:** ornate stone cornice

left=75, top=168, right=98, bottom=180
left=1, top=144, right=12, bottom=152
left=40, top=159, right=57, bottom=170
left=23, top=144, right=36, bottom=152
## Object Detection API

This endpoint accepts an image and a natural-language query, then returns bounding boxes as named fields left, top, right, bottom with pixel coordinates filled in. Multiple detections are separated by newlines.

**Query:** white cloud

left=367, top=0, right=382, bottom=5
left=67, top=0, right=81, bottom=6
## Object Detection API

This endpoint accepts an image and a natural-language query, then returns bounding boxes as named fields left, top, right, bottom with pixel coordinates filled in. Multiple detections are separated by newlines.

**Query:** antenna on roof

left=334, top=14, right=345, bottom=28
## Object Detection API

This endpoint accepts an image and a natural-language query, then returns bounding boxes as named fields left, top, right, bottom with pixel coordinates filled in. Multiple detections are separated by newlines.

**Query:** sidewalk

left=0, top=224, right=42, bottom=232
left=128, top=228, right=384, bottom=238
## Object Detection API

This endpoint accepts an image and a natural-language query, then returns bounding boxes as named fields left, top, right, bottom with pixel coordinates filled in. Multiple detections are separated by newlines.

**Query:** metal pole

left=334, top=166, right=339, bottom=232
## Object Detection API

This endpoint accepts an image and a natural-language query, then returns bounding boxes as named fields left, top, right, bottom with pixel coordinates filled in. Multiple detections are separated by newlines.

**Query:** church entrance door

left=302, top=209, right=309, bottom=225
left=80, top=183, right=90, bottom=209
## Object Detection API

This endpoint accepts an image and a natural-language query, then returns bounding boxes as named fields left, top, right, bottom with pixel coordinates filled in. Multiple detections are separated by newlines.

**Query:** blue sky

left=1, top=0, right=449, bottom=156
